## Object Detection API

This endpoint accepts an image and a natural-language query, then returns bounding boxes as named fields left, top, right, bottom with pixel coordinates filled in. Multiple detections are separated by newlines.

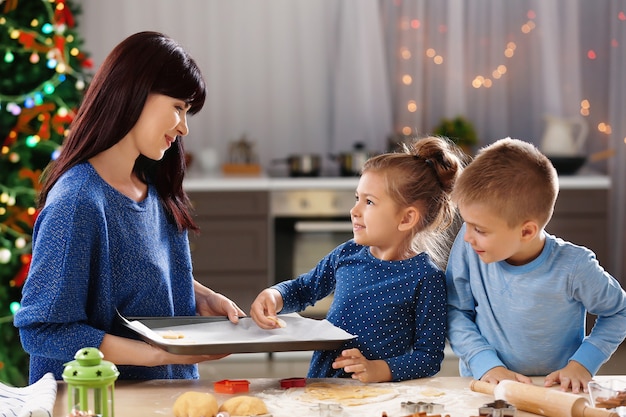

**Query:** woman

left=14, top=31, right=245, bottom=382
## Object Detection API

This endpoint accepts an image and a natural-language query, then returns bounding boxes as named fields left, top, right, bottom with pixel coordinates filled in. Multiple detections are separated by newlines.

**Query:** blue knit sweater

left=14, top=163, right=198, bottom=382
left=274, top=240, right=446, bottom=382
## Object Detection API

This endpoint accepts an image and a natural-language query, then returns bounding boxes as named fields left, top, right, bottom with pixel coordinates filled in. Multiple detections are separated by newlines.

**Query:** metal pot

left=273, top=154, right=321, bottom=177
left=330, top=143, right=377, bottom=177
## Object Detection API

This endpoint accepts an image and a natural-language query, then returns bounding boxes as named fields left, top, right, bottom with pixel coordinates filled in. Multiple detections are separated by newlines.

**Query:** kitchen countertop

left=52, top=376, right=617, bottom=417
left=183, top=173, right=611, bottom=192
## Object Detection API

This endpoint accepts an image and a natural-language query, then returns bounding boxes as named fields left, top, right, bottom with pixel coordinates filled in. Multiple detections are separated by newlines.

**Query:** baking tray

left=118, top=312, right=355, bottom=355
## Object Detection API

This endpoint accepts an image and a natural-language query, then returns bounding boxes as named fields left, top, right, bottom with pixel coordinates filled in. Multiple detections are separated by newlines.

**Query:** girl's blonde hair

left=362, top=136, right=467, bottom=268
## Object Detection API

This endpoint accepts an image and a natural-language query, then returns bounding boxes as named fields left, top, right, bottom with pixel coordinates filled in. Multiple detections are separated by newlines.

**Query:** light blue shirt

left=446, top=223, right=626, bottom=379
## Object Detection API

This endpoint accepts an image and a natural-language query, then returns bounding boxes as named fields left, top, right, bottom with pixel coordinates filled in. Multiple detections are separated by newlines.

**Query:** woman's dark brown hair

left=38, top=31, right=206, bottom=231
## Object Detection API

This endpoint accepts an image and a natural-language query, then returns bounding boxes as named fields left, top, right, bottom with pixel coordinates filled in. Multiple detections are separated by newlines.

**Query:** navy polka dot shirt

left=274, top=240, right=446, bottom=381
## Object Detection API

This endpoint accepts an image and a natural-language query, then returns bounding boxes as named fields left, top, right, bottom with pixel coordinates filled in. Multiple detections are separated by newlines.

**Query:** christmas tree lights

left=0, top=0, right=91, bottom=385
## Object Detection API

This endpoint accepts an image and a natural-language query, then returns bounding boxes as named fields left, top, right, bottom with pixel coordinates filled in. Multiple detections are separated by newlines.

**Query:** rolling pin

left=470, top=380, right=619, bottom=417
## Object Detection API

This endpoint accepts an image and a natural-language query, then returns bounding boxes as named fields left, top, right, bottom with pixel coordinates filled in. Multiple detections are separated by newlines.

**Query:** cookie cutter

left=401, top=400, right=445, bottom=414
left=213, top=379, right=250, bottom=394
left=280, top=377, right=306, bottom=389
left=479, top=399, right=516, bottom=417
left=309, top=403, right=343, bottom=417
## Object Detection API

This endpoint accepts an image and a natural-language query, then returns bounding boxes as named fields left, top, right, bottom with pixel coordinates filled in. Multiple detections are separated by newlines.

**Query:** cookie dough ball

left=218, top=395, right=268, bottom=415
left=173, top=391, right=218, bottom=417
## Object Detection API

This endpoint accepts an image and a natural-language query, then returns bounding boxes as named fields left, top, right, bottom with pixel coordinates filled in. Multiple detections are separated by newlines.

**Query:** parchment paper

left=123, top=313, right=356, bottom=354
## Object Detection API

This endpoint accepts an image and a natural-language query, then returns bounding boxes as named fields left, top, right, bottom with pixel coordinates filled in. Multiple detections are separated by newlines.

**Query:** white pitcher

left=540, top=115, right=588, bottom=157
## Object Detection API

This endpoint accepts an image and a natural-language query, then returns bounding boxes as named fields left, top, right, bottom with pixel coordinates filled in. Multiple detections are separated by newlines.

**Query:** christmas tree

left=0, top=0, right=91, bottom=385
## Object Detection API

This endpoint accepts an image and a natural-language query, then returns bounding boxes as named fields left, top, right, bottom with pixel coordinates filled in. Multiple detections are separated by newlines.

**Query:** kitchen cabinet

left=544, top=188, right=609, bottom=335
left=187, top=191, right=270, bottom=311
left=545, top=188, right=608, bottom=266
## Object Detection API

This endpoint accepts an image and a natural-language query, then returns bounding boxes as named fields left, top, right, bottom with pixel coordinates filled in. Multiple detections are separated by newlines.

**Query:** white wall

left=76, top=0, right=392, bottom=174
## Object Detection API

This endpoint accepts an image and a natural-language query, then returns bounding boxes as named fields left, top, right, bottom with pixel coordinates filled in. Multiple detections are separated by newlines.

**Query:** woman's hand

left=332, top=348, right=392, bottom=383
left=194, top=280, right=246, bottom=323
left=100, top=334, right=230, bottom=366
left=250, top=288, right=285, bottom=329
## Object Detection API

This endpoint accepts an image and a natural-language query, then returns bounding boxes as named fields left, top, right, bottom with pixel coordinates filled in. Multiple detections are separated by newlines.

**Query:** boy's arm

left=445, top=226, right=507, bottom=379
left=567, top=252, right=626, bottom=376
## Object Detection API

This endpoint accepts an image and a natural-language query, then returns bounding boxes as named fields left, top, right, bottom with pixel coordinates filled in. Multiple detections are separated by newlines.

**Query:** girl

left=15, top=32, right=245, bottom=382
left=250, top=136, right=465, bottom=382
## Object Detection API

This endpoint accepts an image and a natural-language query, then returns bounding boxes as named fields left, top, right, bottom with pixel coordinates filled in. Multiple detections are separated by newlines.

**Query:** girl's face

left=127, top=93, right=190, bottom=161
left=350, top=171, right=411, bottom=259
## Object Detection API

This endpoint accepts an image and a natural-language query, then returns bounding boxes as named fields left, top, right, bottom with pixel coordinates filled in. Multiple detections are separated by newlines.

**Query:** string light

left=4, top=50, right=14, bottom=63
left=598, top=123, right=612, bottom=135
left=9, top=302, right=20, bottom=315
left=25, top=135, right=40, bottom=147
left=14, top=238, right=26, bottom=249
left=7, top=103, right=21, bottom=116
left=43, top=82, right=55, bottom=94
left=580, top=99, right=590, bottom=117
left=0, top=248, right=11, bottom=264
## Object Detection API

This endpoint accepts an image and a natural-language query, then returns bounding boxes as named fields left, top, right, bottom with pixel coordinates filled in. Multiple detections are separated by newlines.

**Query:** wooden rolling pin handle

left=470, top=379, right=496, bottom=396
left=580, top=406, right=620, bottom=417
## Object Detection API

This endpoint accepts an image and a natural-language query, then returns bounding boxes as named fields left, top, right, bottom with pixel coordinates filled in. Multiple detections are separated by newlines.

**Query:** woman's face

left=127, top=93, right=191, bottom=161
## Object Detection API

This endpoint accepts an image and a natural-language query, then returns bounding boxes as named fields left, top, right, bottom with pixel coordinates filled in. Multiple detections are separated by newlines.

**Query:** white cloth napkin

left=0, top=372, right=57, bottom=417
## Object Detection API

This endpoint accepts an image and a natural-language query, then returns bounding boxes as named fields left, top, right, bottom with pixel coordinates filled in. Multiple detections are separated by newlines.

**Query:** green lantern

left=62, top=347, right=120, bottom=417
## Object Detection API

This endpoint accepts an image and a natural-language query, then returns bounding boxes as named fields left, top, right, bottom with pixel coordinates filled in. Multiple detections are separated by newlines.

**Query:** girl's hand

left=332, top=348, right=392, bottom=383
left=194, top=280, right=245, bottom=323
left=250, top=288, right=285, bottom=329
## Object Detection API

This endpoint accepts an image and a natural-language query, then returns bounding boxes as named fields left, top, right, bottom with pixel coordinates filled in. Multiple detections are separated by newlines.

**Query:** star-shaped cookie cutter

left=479, top=399, right=516, bottom=417
left=401, top=400, right=445, bottom=414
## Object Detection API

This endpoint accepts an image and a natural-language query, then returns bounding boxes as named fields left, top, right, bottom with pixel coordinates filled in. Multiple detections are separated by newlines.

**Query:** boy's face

left=458, top=202, right=529, bottom=265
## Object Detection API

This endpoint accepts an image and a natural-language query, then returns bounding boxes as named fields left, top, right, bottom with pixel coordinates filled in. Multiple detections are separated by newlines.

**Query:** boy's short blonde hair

left=451, top=137, right=559, bottom=229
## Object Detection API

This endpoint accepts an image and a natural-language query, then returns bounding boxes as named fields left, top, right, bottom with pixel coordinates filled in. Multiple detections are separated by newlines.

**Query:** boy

left=446, top=137, right=626, bottom=393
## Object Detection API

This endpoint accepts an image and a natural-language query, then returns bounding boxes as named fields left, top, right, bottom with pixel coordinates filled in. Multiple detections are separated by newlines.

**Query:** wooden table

left=52, top=376, right=611, bottom=417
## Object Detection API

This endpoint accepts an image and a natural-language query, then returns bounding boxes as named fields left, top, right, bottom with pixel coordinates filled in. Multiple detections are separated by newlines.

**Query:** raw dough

left=420, top=387, right=445, bottom=397
left=160, top=330, right=185, bottom=339
left=267, top=316, right=286, bottom=328
left=218, top=395, right=268, bottom=415
left=173, top=391, right=218, bottom=417
left=302, top=382, right=398, bottom=406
